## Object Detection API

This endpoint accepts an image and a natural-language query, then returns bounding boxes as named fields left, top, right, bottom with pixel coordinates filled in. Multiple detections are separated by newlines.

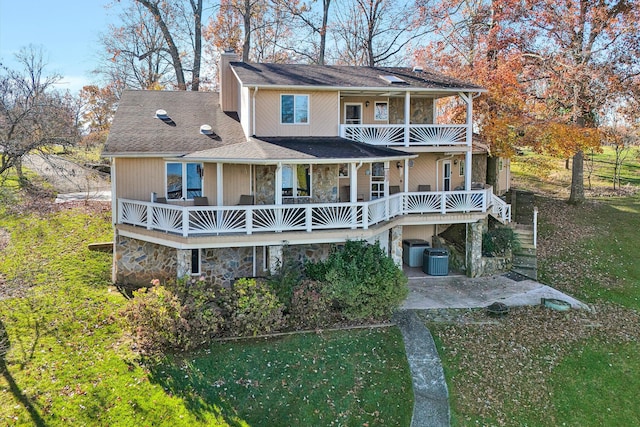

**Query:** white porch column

left=404, top=91, right=411, bottom=146
left=275, top=163, right=283, bottom=204
left=349, top=162, right=358, bottom=202
left=216, top=162, right=224, bottom=206
left=459, top=92, right=474, bottom=190
left=403, top=159, right=409, bottom=192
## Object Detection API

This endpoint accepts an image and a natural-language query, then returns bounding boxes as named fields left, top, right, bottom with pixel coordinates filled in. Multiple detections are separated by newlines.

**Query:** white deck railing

left=118, top=189, right=506, bottom=237
left=339, top=124, right=468, bottom=147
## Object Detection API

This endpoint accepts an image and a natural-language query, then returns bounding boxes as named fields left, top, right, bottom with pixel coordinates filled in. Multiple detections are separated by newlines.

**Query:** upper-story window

left=166, top=162, right=203, bottom=200
left=281, top=94, right=309, bottom=124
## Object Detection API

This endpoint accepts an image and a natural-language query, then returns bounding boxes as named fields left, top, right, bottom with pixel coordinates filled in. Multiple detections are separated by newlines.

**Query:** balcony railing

left=339, top=124, right=468, bottom=147
left=117, top=188, right=507, bottom=237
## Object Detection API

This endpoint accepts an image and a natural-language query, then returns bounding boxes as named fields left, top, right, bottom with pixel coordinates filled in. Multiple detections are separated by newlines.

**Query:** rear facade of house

left=103, top=52, right=511, bottom=287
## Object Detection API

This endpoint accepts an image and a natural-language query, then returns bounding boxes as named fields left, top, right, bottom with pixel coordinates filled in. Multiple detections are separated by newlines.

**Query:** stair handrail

left=490, top=193, right=511, bottom=223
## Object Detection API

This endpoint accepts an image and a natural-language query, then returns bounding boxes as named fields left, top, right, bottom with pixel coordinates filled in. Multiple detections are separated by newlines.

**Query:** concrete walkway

left=394, top=310, right=450, bottom=427
left=396, top=270, right=586, bottom=427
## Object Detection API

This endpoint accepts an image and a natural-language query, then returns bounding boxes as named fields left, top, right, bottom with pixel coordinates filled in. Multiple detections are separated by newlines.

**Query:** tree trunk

left=137, top=0, right=187, bottom=90
left=191, top=0, right=203, bottom=91
left=318, top=0, right=331, bottom=65
left=568, top=150, right=585, bottom=204
left=242, top=0, right=251, bottom=62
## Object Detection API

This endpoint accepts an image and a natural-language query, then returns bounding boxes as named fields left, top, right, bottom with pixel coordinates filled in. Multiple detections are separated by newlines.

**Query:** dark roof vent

left=155, top=109, right=176, bottom=126
left=412, top=66, right=423, bottom=73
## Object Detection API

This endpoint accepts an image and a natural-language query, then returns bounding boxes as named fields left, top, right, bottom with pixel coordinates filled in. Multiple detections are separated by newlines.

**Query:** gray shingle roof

left=230, top=63, right=485, bottom=92
left=103, top=90, right=246, bottom=156
left=185, top=137, right=414, bottom=162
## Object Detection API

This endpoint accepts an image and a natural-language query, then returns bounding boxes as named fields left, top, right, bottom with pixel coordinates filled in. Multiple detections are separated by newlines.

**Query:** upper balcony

left=340, top=124, right=467, bottom=148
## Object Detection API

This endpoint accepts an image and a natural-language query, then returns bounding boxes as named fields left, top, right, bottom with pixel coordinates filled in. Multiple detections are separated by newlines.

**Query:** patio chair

left=156, top=197, right=168, bottom=204
left=417, top=185, right=431, bottom=192
left=194, top=196, right=209, bottom=206
left=237, top=194, right=254, bottom=205
left=389, top=185, right=401, bottom=195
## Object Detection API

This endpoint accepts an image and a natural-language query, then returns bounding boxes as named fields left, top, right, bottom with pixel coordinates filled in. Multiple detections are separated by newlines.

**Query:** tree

left=413, top=0, right=527, bottom=158
left=0, top=46, right=79, bottom=184
left=97, top=2, right=174, bottom=90
left=519, top=0, right=640, bottom=204
left=112, top=0, right=204, bottom=90
left=270, top=0, right=333, bottom=64
left=333, top=0, right=433, bottom=66
left=78, top=84, right=120, bottom=148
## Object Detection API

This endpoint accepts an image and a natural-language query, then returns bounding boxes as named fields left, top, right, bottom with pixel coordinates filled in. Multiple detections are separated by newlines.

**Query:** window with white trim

left=281, top=94, right=309, bottom=124
left=166, top=162, right=203, bottom=200
left=459, top=161, right=465, bottom=177
left=282, top=164, right=312, bottom=199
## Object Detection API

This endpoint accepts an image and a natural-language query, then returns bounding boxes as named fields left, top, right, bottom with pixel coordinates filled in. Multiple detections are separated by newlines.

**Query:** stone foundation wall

left=115, top=235, right=177, bottom=287
left=481, top=255, right=512, bottom=276
left=201, top=247, right=254, bottom=286
left=282, top=243, right=332, bottom=268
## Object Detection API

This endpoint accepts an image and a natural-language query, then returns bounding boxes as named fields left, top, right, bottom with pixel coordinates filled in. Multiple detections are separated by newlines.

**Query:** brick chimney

left=219, top=49, right=241, bottom=112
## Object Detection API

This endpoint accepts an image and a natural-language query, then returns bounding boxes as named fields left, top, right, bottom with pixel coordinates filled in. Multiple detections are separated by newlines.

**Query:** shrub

left=122, top=277, right=223, bottom=354
left=288, top=280, right=333, bottom=329
left=483, top=227, right=520, bottom=257
left=219, top=278, right=285, bottom=337
left=265, top=255, right=303, bottom=310
left=305, top=240, right=408, bottom=321
left=122, top=284, right=184, bottom=354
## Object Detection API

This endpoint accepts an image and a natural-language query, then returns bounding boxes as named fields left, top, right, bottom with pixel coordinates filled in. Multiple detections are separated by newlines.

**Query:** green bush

left=306, top=240, right=408, bottom=321
left=482, top=227, right=520, bottom=257
left=219, top=278, right=286, bottom=337
left=265, top=255, right=303, bottom=310
left=122, top=277, right=223, bottom=354
left=288, top=279, right=333, bottom=329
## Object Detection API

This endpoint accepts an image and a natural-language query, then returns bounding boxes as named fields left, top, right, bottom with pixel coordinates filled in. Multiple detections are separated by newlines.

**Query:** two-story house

left=103, top=51, right=511, bottom=287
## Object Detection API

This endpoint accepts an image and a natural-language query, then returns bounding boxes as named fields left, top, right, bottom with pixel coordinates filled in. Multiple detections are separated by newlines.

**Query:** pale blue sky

left=0, top=0, right=123, bottom=92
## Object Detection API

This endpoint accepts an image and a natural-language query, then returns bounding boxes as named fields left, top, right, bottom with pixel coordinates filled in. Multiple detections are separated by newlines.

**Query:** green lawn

left=0, top=199, right=412, bottom=426
left=428, top=153, right=640, bottom=426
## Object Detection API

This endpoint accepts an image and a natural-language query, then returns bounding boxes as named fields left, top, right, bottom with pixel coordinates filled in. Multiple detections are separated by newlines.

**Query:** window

left=191, top=249, right=201, bottom=275
left=282, top=164, right=311, bottom=199
left=166, top=162, right=203, bottom=200
left=370, top=162, right=385, bottom=199
left=281, top=94, right=309, bottom=124
left=499, top=159, right=504, bottom=171
left=339, top=163, right=349, bottom=177
left=459, top=160, right=465, bottom=177
left=374, top=102, right=388, bottom=121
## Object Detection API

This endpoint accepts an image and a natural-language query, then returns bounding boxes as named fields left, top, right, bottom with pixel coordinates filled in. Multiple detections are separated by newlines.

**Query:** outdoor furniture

left=389, top=185, right=401, bottom=194
left=238, top=194, right=254, bottom=205
left=194, top=196, right=209, bottom=206
left=417, top=185, right=431, bottom=192
left=156, top=197, right=167, bottom=203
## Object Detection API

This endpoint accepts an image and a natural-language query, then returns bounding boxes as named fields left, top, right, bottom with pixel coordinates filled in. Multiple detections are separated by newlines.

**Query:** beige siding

left=219, top=53, right=240, bottom=112
left=254, top=90, right=338, bottom=137
left=402, top=225, right=437, bottom=245
left=115, top=158, right=165, bottom=201
left=223, top=163, right=252, bottom=205
left=407, top=154, right=438, bottom=192
left=240, top=86, right=251, bottom=136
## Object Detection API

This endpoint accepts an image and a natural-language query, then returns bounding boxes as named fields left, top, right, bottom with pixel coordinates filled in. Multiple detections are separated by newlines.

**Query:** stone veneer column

left=390, top=225, right=403, bottom=267
left=466, top=221, right=483, bottom=278
left=268, top=245, right=284, bottom=274
left=176, top=249, right=192, bottom=279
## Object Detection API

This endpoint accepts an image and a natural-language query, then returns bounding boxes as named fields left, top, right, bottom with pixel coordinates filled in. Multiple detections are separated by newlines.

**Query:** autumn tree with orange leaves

left=416, top=0, right=640, bottom=203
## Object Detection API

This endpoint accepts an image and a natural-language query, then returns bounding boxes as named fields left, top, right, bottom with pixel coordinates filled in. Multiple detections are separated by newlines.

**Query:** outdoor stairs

left=512, top=224, right=537, bottom=280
